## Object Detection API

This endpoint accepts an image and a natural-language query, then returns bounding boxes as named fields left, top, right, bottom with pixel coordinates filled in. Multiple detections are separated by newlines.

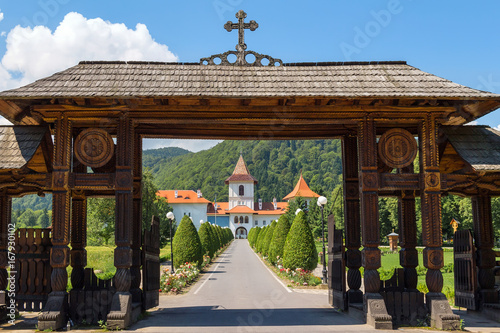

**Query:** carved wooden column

left=471, top=192, right=498, bottom=305
left=107, top=114, right=134, bottom=329
left=341, top=135, right=362, bottom=305
left=420, top=115, right=459, bottom=329
left=398, top=187, right=418, bottom=290
left=39, top=115, right=72, bottom=330
left=69, top=157, right=87, bottom=323
left=131, top=133, right=142, bottom=304
left=358, top=119, right=392, bottom=329
left=0, top=195, right=11, bottom=322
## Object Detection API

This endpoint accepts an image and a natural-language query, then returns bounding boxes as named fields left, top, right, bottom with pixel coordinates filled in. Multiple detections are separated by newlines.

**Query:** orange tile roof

left=227, top=205, right=256, bottom=214
left=157, top=190, right=212, bottom=204
left=225, top=155, right=258, bottom=184
left=283, top=172, right=320, bottom=201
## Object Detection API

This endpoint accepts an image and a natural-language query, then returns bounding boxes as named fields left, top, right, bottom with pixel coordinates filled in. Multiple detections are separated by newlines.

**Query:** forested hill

left=142, top=146, right=191, bottom=173
left=143, top=140, right=343, bottom=203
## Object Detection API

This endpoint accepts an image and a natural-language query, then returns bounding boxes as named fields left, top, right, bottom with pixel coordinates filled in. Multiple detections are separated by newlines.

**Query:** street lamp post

left=166, top=211, right=175, bottom=274
left=317, top=196, right=328, bottom=284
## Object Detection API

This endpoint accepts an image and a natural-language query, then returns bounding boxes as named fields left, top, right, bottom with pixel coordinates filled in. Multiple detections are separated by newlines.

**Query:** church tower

left=225, top=154, right=258, bottom=210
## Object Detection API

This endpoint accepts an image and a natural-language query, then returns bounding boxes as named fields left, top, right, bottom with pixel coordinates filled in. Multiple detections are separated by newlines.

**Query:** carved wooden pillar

left=108, top=114, right=134, bottom=329
left=420, top=115, right=459, bottom=329
left=69, top=188, right=86, bottom=323
left=39, top=114, right=72, bottom=330
left=341, top=135, right=362, bottom=304
left=358, top=119, right=381, bottom=293
left=471, top=192, right=498, bottom=304
left=398, top=187, right=418, bottom=290
left=131, top=133, right=142, bottom=303
left=0, top=195, right=11, bottom=320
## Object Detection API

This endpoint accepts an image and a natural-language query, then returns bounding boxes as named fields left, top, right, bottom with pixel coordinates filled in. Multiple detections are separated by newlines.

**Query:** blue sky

left=0, top=0, right=499, bottom=151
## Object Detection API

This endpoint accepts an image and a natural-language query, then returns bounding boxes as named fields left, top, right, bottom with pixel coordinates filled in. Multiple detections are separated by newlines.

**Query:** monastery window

left=239, top=185, right=244, bottom=196
left=255, top=220, right=258, bottom=225
left=263, top=220, right=267, bottom=225
left=234, top=216, right=238, bottom=224
left=239, top=216, right=244, bottom=224
left=245, top=216, right=249, bottom=224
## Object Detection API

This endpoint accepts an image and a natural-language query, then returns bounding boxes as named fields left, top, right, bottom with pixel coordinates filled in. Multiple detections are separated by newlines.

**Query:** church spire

left=225, top=154, right=258, bottom=184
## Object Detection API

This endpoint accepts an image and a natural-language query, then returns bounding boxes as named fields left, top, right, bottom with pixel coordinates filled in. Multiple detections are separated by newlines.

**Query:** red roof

left=157, top=190, right=211, bottom=204
left=207, top=201, right=287, bottom=216
left=227, top=205, right=256, bottom=214
left=283, top=172, right=320, bottom=201
left=225, top=155, right=258, bottom=184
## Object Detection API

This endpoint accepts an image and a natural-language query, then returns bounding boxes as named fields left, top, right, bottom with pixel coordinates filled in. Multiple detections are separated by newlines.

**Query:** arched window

left=245, top=216, right=249, bottom=224
left=234, top=216, right=238, bottom=224
left=239, top=216, right=244, bottom=224
left=239, top=185, right=244, bottom=196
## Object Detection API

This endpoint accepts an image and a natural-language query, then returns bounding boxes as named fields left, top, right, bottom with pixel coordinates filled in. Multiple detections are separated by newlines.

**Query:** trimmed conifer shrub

left=198, top=222, right=215, bottom=257
left=282, top=211, right=318, bottom=271
left=261, top=220, right=277, bottom=256
left=173, top=215, right=203, bottom=268
left=249, top=227, right=260, bottom=247
left=256, top=226, right=268, bottom=253
left=268, top=215, right=291, bottom=264
left=207, top=224, right=218, bottom=256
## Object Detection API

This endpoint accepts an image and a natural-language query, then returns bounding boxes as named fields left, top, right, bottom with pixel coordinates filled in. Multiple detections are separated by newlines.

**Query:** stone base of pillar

left=107, top=292, right=132, bottom=330
left=364, top=293, right=393, bottom=330
left=426, top=292, right=460, bottom=330
left=482, top=303, right=500, bottom=322
left=37, top=291, right=68, bottom=331
left=131, top=288, right=142, bottom=304
left=347, top=289, right=363, bottom=305
left=479, top=289, right=499, bottom=305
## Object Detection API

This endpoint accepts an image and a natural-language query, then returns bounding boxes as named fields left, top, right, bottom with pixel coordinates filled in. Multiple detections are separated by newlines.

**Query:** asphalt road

left=131, top=239, right=385, bottom=332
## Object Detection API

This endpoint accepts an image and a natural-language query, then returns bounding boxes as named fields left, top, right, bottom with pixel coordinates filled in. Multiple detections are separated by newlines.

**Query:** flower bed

left=160, top=263, right=200, bottom=294
left=277, top=266, right=321, bottom=287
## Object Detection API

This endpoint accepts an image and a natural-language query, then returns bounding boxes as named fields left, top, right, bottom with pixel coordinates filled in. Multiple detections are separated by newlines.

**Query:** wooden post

left=398, top=188, right=418, bottom=290
left=0, top=195, right=11, bottom=322
left=70, top=157, right=87, bottom=323
left=471, top=192, right=498, bottom=304
left=341, top=135, right=362, bottom=305
left=420, top=115, right=460, bottom=330
left=38, top=115, right=71, bottom=330
left=358, top=119, right=392, bottom=329
left=131, top=133, right=142, bottom=304
left=107, top=114, right=134, bottom=329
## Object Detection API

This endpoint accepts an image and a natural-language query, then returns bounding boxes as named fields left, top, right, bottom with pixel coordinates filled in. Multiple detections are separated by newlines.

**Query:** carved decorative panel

left=378, top=128, right=417, bottom=169
left=74, top=128, right=114, bottom=168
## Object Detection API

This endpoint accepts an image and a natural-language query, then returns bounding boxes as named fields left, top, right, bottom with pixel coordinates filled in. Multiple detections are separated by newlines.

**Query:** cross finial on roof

left=224, top=10, right=258, bottom=52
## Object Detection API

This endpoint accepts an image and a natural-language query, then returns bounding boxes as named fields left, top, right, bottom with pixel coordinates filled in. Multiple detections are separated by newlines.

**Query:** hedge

left=282, top=211, right=318, bottom=271
left=173, top=215, right=203, bottom=268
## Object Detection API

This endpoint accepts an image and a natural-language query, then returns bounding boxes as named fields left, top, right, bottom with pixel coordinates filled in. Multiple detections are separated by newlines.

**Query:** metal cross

left=224, top=10, right=258, bottom=52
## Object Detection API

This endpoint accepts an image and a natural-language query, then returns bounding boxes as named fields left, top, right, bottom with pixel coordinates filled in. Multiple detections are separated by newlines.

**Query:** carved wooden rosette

left=114, top=115, right=134, bottom=293
left=419, top=115, right=443, bottom=293
left=378, top=128, right=417, bottom=169
left=0, top=196, right=11, bottom=296
left=74, top=128, right=114, bottom=168
left=358, top=119, right=381, bottom=293
left=471, top=193, right=496, bottom=291
left=342, top=136, right=362, bottom=297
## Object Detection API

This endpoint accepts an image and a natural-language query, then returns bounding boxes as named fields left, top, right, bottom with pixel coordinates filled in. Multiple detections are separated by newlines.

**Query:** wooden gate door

left=15, top=228, right=52, bottom=311
left=328, top=214, right=347, bottom=310
left=142, top=216, right=160, bottom=310
left=454, top=229, right=478, bottom=310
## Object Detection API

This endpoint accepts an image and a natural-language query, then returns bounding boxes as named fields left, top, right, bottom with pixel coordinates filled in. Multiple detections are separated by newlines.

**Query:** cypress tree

left=198, top=222, right=214, bottom=257
left=282, top=211, right=318, bottom=271
left=268, top=215, right=291, bottom=264
left=172, top=215, right=203, bottom=268
left=256, top=226, right=268, bottom=253
left=262, top=220, right=277, bottom=257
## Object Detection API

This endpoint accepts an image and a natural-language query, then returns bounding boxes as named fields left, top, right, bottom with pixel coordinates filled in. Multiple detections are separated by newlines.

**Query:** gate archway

left=235, top=227, right=248, bottom=239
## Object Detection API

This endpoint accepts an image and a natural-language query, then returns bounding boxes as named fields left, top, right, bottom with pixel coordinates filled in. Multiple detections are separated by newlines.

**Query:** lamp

left=166, top=212, right=175, bottom=273
left=317, top=196, right=328, bottom=284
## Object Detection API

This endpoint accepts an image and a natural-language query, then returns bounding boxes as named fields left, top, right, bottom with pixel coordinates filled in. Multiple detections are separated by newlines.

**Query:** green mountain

left=142, top=146, right=191, bottom=173
left=146, top=140, right=343, bottom=203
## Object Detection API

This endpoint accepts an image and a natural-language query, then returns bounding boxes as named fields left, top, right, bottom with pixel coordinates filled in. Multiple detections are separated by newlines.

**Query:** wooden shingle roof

left=0, top=126, right=50, bottom=170
left=225, top=155, right=258, bottom=184
left=1, top=61, right=498, bottom=99
left=442, top=125, right=500, bottom=172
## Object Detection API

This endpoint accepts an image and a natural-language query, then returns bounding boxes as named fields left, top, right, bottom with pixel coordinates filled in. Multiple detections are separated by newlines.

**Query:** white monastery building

left=157, top=154, right=319, bottom=238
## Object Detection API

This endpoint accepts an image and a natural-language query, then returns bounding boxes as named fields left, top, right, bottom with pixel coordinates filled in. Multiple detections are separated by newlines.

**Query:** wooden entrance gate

left=142, top=216, right=160, bottom=310
left=15, top=228, right=52, bottom=311
left=453, top=229, right=478, bottom=310
left=328, top=215, right=346, bottom=310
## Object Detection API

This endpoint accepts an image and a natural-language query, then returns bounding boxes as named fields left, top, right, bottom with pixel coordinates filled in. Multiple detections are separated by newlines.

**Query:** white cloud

left=495, top=124, right=500, bottom=131
left=143, top=139, right=222, bottom=153
left=0, top=12, right=178, bottom=90
left=0, top=116, right=12, bottom=125
left=464, top=121, right=478, bottom=126
left=0, top=9, right=4, bottom=22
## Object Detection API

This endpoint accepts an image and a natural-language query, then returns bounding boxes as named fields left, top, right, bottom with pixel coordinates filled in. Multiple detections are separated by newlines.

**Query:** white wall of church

left=169, top=203, right=208, bottom=230
left=228, top=182, right=254, bottom=209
